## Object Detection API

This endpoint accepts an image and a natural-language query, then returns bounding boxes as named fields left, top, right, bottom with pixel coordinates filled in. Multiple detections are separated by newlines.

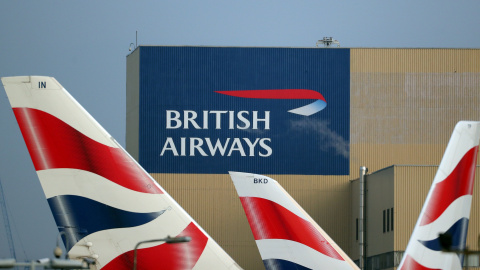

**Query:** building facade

left=127, top=47, right=480, bottom=269
left=352, top=165, right=480, bottom=270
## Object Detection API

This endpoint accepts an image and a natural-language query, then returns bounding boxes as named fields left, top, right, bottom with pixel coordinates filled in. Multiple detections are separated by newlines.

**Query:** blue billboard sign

left=137, top=46, right=350, bottom=175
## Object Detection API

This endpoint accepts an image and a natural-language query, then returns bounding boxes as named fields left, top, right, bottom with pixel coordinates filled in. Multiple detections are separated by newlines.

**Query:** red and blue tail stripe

left=48, top=195, right=166, bottom=250
left=2, top=76, right=241, bottom=270
left=420, top=146, right=477, bottom=226
left=102, top=222, right=208, bottom=270
left=230, top=171, right=359, bottom=270
left=419, top=218, right=469, bottom=252
left=240, top=196, right=343, bottom=260
left=12, top=107, right=205, bottom=268
left=215, top=89, right=327, bottom=116
left=263, top=259, right=312, bottom=270
left=13, top=107, right=162, bottom=194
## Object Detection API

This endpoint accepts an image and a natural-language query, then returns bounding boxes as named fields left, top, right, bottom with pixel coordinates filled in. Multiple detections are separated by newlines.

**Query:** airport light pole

left=359, top=166, right=368, bottom=270
left=133, top=235, right=191, bottom=270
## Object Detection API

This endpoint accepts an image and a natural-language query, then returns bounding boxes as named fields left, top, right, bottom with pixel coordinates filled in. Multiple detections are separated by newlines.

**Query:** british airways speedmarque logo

left=138, top=46, right=350, bottom=175
left=214, top=89, right=327, bottom=116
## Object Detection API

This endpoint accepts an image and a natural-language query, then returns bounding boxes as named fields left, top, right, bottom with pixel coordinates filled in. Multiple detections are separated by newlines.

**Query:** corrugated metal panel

left=151, top=173, right=353, bottom=270
left=150, top=173, right=260, bottom=269
left=350, top=48, right=480, bottom=180
left=393, top=166, right=438, bottom=250
left=350, top=178, right=361, bottom=260
left=394, top=165, right=480, bottom=257
left=351, top=48, right=480, bottom=73
left=365, top=168, right=395, bottom=256
left=126, top=48, right=140, bottom=160
left=350, top=48, right=480, bottom=263
left=350, top=167, right=396, bottom=261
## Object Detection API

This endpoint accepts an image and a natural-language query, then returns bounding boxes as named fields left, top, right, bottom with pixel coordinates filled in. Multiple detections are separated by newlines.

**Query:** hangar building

left=126, top=46, right=480, bottom=270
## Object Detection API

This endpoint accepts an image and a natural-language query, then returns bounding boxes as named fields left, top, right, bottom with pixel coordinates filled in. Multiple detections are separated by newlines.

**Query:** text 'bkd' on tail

left=228, top=171, right=360, bottom=270
left=398, top=121, right=480, bottom=270
left=1, top=76, right=242, bottom=270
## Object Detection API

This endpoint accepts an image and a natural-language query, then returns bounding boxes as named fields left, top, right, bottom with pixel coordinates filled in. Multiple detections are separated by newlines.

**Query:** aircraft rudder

left=399, top=121, right=480, bottom=270
left=2, top=76, right=242, bottom=269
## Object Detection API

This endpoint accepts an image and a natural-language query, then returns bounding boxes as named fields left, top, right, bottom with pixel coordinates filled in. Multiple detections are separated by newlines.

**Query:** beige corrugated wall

left=149, top=173, right=353, bottom=270
left=351, top=49, right=480, bottom=172
left=394, top=166, right=446, bottom=251
left=394, top=166, right=480, bottom=270
left=351, top=48, right=480, bottom=269
left=128, top=48, right=480, bottom=269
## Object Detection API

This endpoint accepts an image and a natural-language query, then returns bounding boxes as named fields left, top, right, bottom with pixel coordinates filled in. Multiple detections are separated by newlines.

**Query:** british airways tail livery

left=229, top=171, right=360, bottom=270
left=398, top=121, right=480, bottom=270
left=1, top=76, right=242, bottom=270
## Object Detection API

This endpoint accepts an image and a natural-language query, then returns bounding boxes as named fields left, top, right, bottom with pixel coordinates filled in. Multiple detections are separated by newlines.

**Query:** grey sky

left=1, top=0, right=479, bottom=263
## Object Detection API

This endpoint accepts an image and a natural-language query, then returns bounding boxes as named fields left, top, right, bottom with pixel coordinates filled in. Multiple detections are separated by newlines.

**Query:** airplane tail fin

left=398, top=121, right=480, bottom=270
left=1, top=76, right=241, bottom=270
left=229, top=171, right=359, bottom=270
